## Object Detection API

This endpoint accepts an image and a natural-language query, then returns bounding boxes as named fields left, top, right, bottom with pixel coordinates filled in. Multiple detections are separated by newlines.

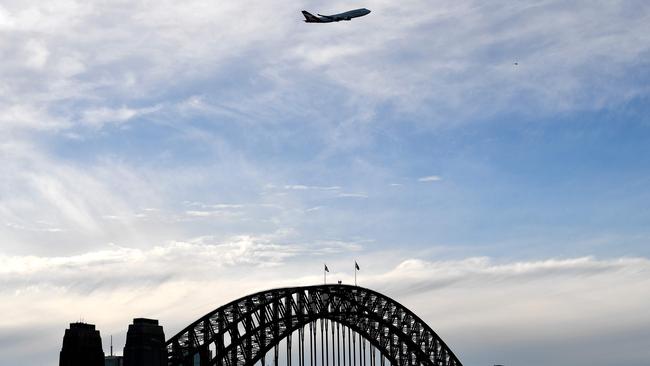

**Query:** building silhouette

left=123, top=318, right=166, bottom=366
left=105, top=335, right=123, bottom=366
left=105, top=355, right=124, bottom=366
left=59, top=322, right=105, bottom=366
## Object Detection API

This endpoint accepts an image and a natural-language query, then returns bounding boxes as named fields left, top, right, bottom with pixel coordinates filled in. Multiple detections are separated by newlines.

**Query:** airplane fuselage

left=302, top=8, right=371, bottom=23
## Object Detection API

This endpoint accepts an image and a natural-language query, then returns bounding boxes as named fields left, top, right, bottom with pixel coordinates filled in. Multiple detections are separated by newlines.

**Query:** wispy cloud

left=418, top=175, right=442, bottom=182
left=0, top=0, right=646, bottom=139
left=184, top=202, right=245, bottom=210
left=373, top=256, right=650, bottom=295
left=81, top=105, right=160, bottom=128
left=338, top=193, right=369, bottom=198
left=0, top=235, right=364, bottom=291
left=282, top=185, right=341, bottom=191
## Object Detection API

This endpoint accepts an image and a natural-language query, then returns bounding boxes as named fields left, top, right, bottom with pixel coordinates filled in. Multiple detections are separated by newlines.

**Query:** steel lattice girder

left=165, top=285, right=462, bottom=366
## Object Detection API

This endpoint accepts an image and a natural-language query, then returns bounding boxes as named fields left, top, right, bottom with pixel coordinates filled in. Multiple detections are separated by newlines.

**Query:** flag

left=324, top=264, right=329, bottom=272
left=355, top=261, right=360, bottom=270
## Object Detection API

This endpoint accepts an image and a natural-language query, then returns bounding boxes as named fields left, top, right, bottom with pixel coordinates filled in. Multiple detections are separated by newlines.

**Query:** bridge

left=165, top=285, right=463, bottom=366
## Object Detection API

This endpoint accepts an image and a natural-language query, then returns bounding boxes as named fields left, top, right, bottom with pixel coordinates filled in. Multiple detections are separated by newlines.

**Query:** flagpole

left=354, top=261, right=357, bottom=286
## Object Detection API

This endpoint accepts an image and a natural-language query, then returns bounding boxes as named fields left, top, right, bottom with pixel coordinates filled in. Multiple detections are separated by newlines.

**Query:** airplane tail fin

left=302, top=10, right=321, bottom=23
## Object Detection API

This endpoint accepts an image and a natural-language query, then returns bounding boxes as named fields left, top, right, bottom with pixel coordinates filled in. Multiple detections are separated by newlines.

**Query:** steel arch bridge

left=166, top=285, right=462, bottom=366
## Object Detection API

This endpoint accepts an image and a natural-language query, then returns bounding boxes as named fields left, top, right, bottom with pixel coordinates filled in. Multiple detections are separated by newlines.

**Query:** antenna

left=110, top=335, right=113, bottom=356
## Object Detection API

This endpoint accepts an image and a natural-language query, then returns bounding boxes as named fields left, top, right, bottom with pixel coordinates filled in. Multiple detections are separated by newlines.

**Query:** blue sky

left=1, top=1, right=650, bottom=365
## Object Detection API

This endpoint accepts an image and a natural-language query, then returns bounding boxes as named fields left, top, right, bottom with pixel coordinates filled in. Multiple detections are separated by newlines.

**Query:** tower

left=59, top=322, right=105, bottom=366
left=105, top=335, right=124, bottom=366
left=123, top=318, right=166, bottom=366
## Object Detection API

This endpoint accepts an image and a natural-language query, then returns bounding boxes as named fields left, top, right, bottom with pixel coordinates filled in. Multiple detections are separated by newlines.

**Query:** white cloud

left=0, top=5, right=13, bottom=29
left=0, top=0, right=647, bottom=139
left=0, top=141, right=167, bottom=253
left=418, top=175, right=442, bottom=182
left=338, top=193, right=369, bottom=198
left=0, top=104, right=69, bottom=131
left=374, top=256, right=650, bottom=293
left=184, top=210, right=242, bottom=219
left=80, top=107, right=138, bottom=127
left=0, top=234, right=361, bottom=290
left=24, top=39, right=49, bottom=69
left=283, top=185, right=341, bottom=191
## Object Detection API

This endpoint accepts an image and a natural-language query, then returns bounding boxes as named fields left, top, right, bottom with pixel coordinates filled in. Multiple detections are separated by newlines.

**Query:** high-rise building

left=59, top=322, right=105, bottom=366
left=123, top=318, right=166, bottom=366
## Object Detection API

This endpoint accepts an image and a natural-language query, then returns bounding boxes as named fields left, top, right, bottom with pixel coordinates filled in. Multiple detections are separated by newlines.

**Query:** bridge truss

left=166, top=285, right=462, bottom=366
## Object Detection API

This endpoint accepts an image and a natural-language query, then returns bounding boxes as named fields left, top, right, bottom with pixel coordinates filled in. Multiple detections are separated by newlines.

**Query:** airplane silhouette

left=302, top=8, right=371, bottom=23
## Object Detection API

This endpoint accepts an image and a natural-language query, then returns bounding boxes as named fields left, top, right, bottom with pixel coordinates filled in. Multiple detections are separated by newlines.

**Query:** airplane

left=302, top=8, right=371, bottom=23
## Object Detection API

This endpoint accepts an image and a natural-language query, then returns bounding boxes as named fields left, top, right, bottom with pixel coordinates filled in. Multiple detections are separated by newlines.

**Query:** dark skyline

left=59, top=323, right=104, bottom=366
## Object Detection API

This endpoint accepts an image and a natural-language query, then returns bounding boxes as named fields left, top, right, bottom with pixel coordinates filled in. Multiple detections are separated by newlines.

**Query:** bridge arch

left=166, top=285, right=462, bottom=366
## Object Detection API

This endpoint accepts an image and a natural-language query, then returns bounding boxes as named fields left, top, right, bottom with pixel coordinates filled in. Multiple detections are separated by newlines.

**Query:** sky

left=1, top=0, right=649, bottom=365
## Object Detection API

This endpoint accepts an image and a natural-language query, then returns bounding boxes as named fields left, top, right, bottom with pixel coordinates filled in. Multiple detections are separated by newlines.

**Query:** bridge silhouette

left=166, top=285, right=462, bottom=366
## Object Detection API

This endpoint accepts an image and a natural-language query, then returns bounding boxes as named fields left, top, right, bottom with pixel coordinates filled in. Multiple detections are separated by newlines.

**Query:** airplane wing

left=317, top=14, right=337, bottom=21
